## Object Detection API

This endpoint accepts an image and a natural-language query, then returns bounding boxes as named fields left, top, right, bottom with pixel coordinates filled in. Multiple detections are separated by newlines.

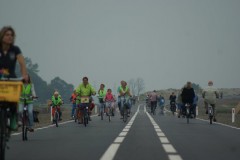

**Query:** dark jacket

left=181, top=88, right=195, bottom=104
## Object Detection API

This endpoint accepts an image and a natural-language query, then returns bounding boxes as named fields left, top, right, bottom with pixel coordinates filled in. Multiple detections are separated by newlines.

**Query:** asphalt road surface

left=6, top=103, right=240, bottom=160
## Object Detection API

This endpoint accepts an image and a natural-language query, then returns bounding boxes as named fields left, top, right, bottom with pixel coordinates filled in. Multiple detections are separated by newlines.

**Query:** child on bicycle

left=104, top=89, right=115, bottom=116
left=18, top=75, right=37, bottom=132
left=51, top=91, right=63, bottom=123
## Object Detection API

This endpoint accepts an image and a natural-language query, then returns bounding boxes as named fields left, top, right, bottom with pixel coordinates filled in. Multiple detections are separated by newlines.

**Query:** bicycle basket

left=0, top=81, right=22, bottom=103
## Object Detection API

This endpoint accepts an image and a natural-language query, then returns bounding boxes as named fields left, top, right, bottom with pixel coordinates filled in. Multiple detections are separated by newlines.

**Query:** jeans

left=71, top=103, right=77, bottom=117
left=18, top=103, right=34, bottom=127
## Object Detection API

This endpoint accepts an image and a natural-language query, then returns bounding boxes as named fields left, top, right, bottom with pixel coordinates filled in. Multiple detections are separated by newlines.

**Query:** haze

left=1, top=0, right=240, bottom=91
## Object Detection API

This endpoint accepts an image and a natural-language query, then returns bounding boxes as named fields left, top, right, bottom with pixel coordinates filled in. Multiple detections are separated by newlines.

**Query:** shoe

left=178, top=115, right=180, bottom=118
left=206, top=110, right=208, bottom=114
left=213, top=118, right=217, bottom=122
left=89, top=117, right=92, bottom=121
left=28, top=128, right=34, bottom=132
left=59, top=118, right=62, bottom=121
left=98, top=114, right=100, bottom=116
left=78, top=121, right=82, bottom=124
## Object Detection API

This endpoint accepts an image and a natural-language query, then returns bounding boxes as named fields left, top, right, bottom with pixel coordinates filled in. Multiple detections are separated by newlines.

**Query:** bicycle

left=185, top=103, right=193, bottom=124
left=151, top=102, right=157, bottom=115
left=20, top=96, right=37, bottom=141
left=208, top=104, right=214, bottom=124
left=106, top=101, right=114, bottom=122
left=80, top=96, right=91, bottom=127
left=52, top=105, right=60, bottom=127
left=0, top=78, right=22, bottom=160
left=120, top=96, right=129, bottom=123
left=170, top=101, right=176, bottom=115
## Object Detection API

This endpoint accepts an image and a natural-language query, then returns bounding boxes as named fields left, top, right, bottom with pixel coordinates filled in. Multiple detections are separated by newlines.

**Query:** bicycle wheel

left=22, top=112, right=28, bottom=141
left=100, top=106, right=103, bottom=120
left=186, top=108, right=190, bottom=124
left=108, top=108, right=111, bottom=122
left=83, top=112, right=87, bottom=127
left=0, top=108, right=7, bottom=160
left=123, top=106, right=128, bottom=123
left=54, top=111, right=59, bottom=127
left=209, top=109, right=213, bottom=124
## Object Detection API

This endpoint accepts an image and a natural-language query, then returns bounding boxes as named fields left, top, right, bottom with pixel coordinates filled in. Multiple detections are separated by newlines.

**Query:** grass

left=197, top=98, right=240, bottom=128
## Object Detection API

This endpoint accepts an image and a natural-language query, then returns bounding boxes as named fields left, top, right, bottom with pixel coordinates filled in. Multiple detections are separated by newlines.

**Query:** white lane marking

left=165, top=108, right=240, bottom=130
left=100, top=104, right=141, bottom=160
left=101, top=144, right=120, bottom=160
left=196, top=118, right=240, bottom=130
left=11, top=115, right=98, bottom=136
left=157, top=132, right=166, bottom=137
left=125, top=126, right=131, bottom=129
left=114, top=137, right=125, bottom=143
left=160, top=137, right=170, bottom=143
left=122, top=128, right=129, bottom=132
left=162, top=144, right=177, bottom=153
left=119, top=132, right=128, bottom=137
left=145, top=105, right=183, bottom=160
left=168, top=155, right=183, bottom=160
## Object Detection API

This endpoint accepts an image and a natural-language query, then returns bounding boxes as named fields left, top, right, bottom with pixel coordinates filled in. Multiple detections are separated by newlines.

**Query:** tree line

left=16, top=57, right=74, bottom=104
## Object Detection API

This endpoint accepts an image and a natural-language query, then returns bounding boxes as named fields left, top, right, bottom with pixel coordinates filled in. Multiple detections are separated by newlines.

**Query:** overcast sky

left=1, top=0, right=240, bottom=91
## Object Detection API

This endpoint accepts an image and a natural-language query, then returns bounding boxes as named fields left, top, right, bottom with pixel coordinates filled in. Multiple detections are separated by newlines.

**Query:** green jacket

left=20, top=84, right=33, bottom=104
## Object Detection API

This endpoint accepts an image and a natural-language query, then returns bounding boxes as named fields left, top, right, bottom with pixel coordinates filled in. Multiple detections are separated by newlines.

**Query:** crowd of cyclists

left=146, top=81, right=220, bottom=122
left=0, top=25, right=221, bottom=159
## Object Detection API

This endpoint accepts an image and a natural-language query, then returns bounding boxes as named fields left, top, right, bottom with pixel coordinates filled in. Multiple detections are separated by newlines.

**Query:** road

left=6, top=103, right=240, bottom=160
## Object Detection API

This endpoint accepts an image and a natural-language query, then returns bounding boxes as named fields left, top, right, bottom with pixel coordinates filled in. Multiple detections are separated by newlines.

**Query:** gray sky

left=1, top=0, right=240, bottom=91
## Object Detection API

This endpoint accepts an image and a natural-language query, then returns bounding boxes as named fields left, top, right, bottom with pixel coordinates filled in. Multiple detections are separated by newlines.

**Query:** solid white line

left=162, top=144, right=177, bottom=153
left=165, top=108, right=240, bottom=130
left=11, top=115, right=98, bottom=136
left=196, top=118, right=240, bottom=130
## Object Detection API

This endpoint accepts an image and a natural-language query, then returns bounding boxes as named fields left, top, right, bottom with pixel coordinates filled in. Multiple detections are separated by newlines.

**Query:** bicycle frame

left=208, top=104, right=213, bottom=124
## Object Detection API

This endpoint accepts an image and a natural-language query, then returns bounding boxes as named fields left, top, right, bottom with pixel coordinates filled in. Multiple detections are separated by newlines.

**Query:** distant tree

left=128, top=79, right=136, bottom=96
left=136, top=78, right=145, bottom=96
left=49, top=77, right=74, bottom=102
left=192, top=83, right=202, bottom=93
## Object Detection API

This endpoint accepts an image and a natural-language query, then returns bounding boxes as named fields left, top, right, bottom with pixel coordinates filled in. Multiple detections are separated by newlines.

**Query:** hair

left=101, top=84, right=105, bottom=87
left=107, top=88, right=112, bottom=92
left=0, top=26, right=16, bottom=48
left=186, top=81, right=192, bottom=88
left=82, top=77, right=88, bottom=81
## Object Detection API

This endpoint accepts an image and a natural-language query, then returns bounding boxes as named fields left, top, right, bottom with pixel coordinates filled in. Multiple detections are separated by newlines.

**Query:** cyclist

left=118, top=81, right=132, bottom=118
left=98, top=84, right=106, bottom=116
left=18, top=75, right=37, bottom=132
left=169, top=92, right=176, bottom=104
left=76, top=77, right=96, bottom=124
left=51, top=91, right=63, bottom=123
left=181, top=82, right=195, bottom=117
left=158, top=95, right=165, bottom=114
left=177, top=87, right=184, bottom=118
left=104, top=89, right=115, bottom=116
left=149, top=90, right=158, bottom=114
left=202, top=81, right=219, bottom=122
left=0, top=26, right=28, bottom=130
left=70, top=90, right=77, bottom=119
